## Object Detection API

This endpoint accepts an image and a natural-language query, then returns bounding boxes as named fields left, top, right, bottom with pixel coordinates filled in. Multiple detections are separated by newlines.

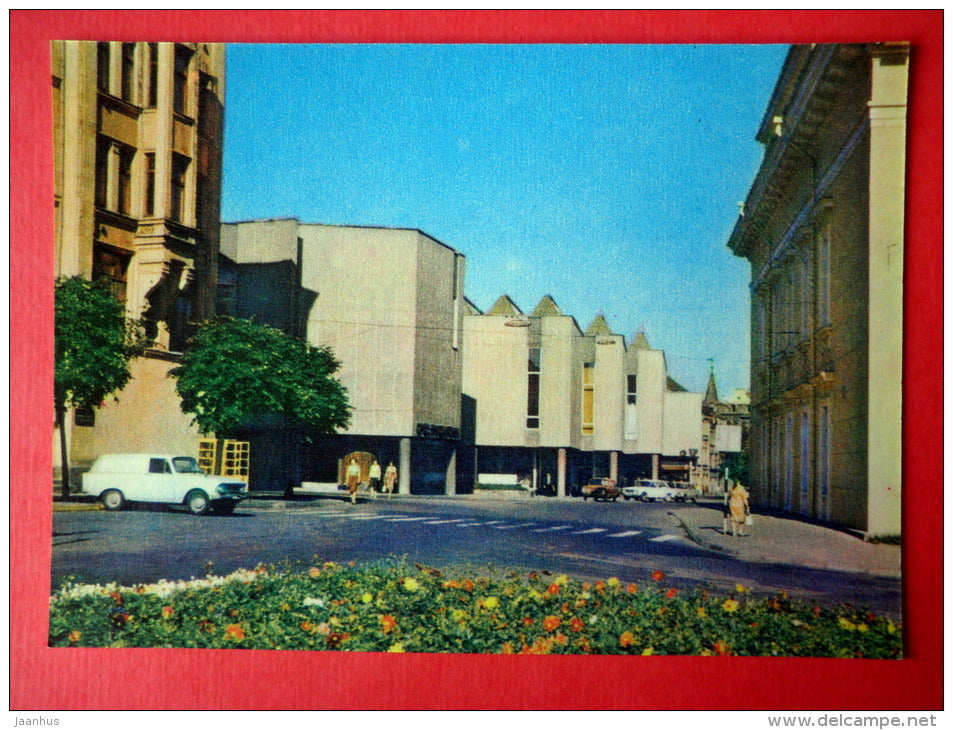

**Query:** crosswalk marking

left=455, top=522, right=484, bottom=527
left=607, top=530, right=642, bottom=538
left=532, top=525, right=573, bottom=532
left=384, top=516, right=431, bottom=522
left=420, top=519, right=468, bottom=525
left=649, top=534, right=680, bottom=542
left=345, top=514, right=392, bottom=521
left=572, top=528, right=607, bottom=535
left=494, top=523, right=535, bottom=530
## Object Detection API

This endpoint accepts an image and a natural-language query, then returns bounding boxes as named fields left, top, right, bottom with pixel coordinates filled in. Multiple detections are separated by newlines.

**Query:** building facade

left=220, top=219, right=470, bottom=495
left=697, top=373, right=750, bottom=494
left=462, top=295, right=702, bottom=496
left=727, top=43, right=907, bottom=537
left=53, top=41, right=226, bottom=478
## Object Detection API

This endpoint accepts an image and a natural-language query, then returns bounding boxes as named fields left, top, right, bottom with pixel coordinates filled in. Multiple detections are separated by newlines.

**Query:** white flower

left=303, top=596, right=325, bottom=608
left=589, top=615, right=600, bottom=625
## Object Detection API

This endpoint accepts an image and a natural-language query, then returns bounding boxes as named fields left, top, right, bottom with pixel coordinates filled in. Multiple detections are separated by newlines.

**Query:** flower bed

left=48, top=562, right=902, bottom=657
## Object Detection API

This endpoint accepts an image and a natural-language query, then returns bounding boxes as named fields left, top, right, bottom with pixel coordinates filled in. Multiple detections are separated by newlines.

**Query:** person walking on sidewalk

left=383, top=461, right=398, bottom=498
left=728, top=481, right=750, bottom=537
left=345, top=458, right=361, bottom=504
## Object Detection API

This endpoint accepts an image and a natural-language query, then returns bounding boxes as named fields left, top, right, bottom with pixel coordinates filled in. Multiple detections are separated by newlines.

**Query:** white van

left=82, top=453, right=247, bottom=515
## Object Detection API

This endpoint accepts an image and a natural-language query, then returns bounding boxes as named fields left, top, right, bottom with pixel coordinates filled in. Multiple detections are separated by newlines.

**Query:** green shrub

left=49, top=562, right=902, bottom=657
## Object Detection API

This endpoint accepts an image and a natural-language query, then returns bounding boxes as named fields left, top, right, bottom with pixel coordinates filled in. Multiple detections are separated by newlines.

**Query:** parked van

left=82, top=453, right=247, bottom=515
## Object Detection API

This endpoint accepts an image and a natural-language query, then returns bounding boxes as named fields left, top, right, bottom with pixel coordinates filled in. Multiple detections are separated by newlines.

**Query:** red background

left=11, top=10, right=943, bottom=710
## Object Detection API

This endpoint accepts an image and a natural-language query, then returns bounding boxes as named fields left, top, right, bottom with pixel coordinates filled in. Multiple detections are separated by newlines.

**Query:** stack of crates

left=198, top=438, right=250, bottom=486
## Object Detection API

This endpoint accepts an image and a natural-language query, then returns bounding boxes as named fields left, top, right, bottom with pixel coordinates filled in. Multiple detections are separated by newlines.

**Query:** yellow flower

left=641, top=647, right=654, bottom=656
left=736, top=583, right=747, bottom=594
left=483, top=596, right=499, bottom=610
left=309, top=567, right=322, bottom=578
left=607, top=577, right=620, bottom=588
left=697, top=606, right=708, bottom=618
left=722, top=599, right=740, bottom=613
left=554, top=574, right=569, bottom=586
left=619, top=630, right=635, bottom=648
left=387, top=643, right=405, bottom=653
left=279, top=603, right=291, bottom=612
left=857, top=623, right=870, bottom=633
left=402, top=578, right=420, bottom=592
left=361, top=592, right=373, bottom=604
left=839, top=617, right=857, bottom=631
left=68, top=630, right=82, bottom=644
left=887, top=620, right=897, bottom=635
left=451, top=609, right=468, bottom=622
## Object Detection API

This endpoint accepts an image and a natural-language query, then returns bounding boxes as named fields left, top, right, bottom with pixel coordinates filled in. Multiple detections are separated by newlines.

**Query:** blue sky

left=221, top=43, right=788, bottom=395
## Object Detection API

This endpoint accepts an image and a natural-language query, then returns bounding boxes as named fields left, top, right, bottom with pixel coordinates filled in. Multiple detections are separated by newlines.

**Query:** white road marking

left=455, top=522, right=485, bottom=527
left=607, top=530, right=642, bottom=538
left=494, top=523, right=536, bottom=530
left=420, top=519, right=469, bottom=525
left=384, top=516, right=431, bottom=522
left=532, top=525, right=573, bottom=532
left=343, top=514, right=393, bottom=520
left=572, top=528, right=608, bottom=535
left=649, top=534, right=681, bottom=542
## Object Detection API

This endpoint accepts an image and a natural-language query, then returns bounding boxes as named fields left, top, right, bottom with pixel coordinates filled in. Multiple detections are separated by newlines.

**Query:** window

left=170, top=154, right=190, bottom=222
left=526, top=348, right=540, bottom=429
left=582, top=362, right=594, bottom=435
left=94, top=138, right=110, bottom=208
left=147, top=43, right=158, bottom=108
left=144, top=152, right=156, bottom=217
left=97, top=42, right=110, bottom=92
left=784, top=414, right=793, bottom=510
left=817, top=225, right=831, bottom=327
left=800, top=411, right=810, bottom=515
left=149, top=458, right=171, bottom=474
left=120, top=42, right=136, bottom=102
left=627, top=374, right=637, bottom=405
left=818, top=404, right=831, bottom=520
left=800, top=250, right=812, bottom=337
left=173, top=45, right=192, bottom=115
left=74, top=405, right=95, bottom=427
left=116, top=144, right=134, bottom=215
left=92, top=245, right=131, bottom=303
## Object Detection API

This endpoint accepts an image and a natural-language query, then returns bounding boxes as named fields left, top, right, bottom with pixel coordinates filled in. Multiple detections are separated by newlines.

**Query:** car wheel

left=213, top=502, right=236, bottom=516
left=640, top=493, right=649, bottom=502
left=185, top=489, right=210, bottom=515
left=663, top=494, right=673, bottom=502
left=101, top=489, right=125, bottom=511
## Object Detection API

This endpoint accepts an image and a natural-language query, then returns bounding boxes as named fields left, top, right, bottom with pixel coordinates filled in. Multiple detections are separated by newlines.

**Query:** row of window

left=762, top=404, right=831, bottom=519
left=525, top=352, right=639, bottom=436
left=95, top=141, right=190, bottom=222
left=755, top=223, right=831, bottom=362
left=96, top=41, right=193, bottom=116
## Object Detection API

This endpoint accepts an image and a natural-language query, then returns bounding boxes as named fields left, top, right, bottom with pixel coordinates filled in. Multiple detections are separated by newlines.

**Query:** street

left=51, top=496, right=902, bottom=618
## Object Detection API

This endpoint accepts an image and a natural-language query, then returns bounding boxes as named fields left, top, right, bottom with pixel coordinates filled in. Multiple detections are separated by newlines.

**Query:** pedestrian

left=383, top=461, right=398, bottom=498
left=345, top=458, right=360, bottom=504
left=722, top=480, right=732, bottom=534
left=368, top=459, right=382, bottom=495
left=728, top=480, right=750, bottom=537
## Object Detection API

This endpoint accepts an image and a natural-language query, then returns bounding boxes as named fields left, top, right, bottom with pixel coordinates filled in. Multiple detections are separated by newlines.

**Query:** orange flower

left=224, top=623, right=245, bottom=641
left=582, top=582, right=591, bottom=591
left=627, top=583, right=638, bottom=594
left=300, top=621, right=314, bottom=632
left=554, top=632, right=568, bottom=646
left=501, top=642, right=515, bottom=654
left=543, top=615, right=561, bottom=632
left=110, top=592, right=123, bottom=605
left=380, top=614, right=397, bottom=634
left=522, top=616, right=535, bottom=627
left=652, top=570, right=664, bottom=582
left=443, top=579, right=461, bottom=589
left=712, top=640, right=732, bottom=656
left=665, top=588, right=677, bottom=599
left=309, top=567, right=322, bottom=578
left=560, top=602, right=569, bottom=613
left=547, top=583, right=560, bottom=595
left=161, top=605, right=174, bottom=619
left=570, top=617, right=585, bottom=633
left=619, top=630, right=635, bottom=648
left=594, top=581, right=605, bottom=593
left=462, top=579, right=474, bottom=592
left=68, top=630, right=81, bottom=644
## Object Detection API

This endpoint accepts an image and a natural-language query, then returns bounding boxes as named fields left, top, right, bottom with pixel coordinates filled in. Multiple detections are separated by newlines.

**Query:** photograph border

left=11, top=9, right=943, bottom=710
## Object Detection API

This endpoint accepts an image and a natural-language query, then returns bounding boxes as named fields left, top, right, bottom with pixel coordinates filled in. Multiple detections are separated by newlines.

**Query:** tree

left=54, top=276, right=150, bottom=497
left=169, top=317, right=351, bottom=437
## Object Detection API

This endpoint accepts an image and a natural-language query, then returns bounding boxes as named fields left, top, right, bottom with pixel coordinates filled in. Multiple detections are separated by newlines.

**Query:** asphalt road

left=51, top=497, right=902, bottom=617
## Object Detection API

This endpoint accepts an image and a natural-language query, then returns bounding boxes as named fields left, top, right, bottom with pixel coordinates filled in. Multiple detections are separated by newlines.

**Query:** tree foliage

left=54, top=276, right=150, bottom=413
left=170, top=317, right=351, bottom=436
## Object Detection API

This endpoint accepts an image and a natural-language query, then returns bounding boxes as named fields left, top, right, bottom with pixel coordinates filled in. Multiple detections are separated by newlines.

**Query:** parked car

left=82, top=453, right=247, bottom=515
left=670, top=481, right=699, bottom=502
left=622, top=479, right=680, bottom=502
left=580, top=477, right=621, bottom=502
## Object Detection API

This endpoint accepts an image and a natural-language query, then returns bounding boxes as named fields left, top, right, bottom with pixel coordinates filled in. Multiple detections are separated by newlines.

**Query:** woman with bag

left=728, top=481, right=751, bottom=537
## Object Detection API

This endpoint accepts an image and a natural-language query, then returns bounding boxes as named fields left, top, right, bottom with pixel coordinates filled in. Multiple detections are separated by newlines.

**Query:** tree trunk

left=56, top=404, right=70, bottom=499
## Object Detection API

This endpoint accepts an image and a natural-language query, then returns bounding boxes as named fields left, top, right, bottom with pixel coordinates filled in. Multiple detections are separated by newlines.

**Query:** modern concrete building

left=219, top=219, right=470, bottom=494
left=727, top=43, right=907, bottom=537
left=462, top=296, right=702, bottom=496
left=52, top=41, right=226, bottom=480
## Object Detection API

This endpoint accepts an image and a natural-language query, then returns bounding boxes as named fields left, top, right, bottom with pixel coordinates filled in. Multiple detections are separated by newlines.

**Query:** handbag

left=745, top=514, right=754, bottom=526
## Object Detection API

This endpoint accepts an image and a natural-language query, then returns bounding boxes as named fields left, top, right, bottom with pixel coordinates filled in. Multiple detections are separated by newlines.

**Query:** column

left=557, top=448, right=567, bottom=498
left=399, top=437, right=411, bottom=495
left=651, top=454, right=659, bottom=481
left=445, top=447, right=457, bottom=496
left=609, top=451, right=618, bottom=484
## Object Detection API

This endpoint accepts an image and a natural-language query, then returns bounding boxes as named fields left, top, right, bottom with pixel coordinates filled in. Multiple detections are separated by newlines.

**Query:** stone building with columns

left=727, top=43, right=906, bottom=537
left=462, top=295, right=702, bottom=496
left=219, top=219, right=471, bottom=495
left=52, top=41, right=225, bottom=479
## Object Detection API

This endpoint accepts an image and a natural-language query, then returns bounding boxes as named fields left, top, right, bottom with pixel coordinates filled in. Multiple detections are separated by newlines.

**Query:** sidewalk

left=672, top=502, right=901, bottom=579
